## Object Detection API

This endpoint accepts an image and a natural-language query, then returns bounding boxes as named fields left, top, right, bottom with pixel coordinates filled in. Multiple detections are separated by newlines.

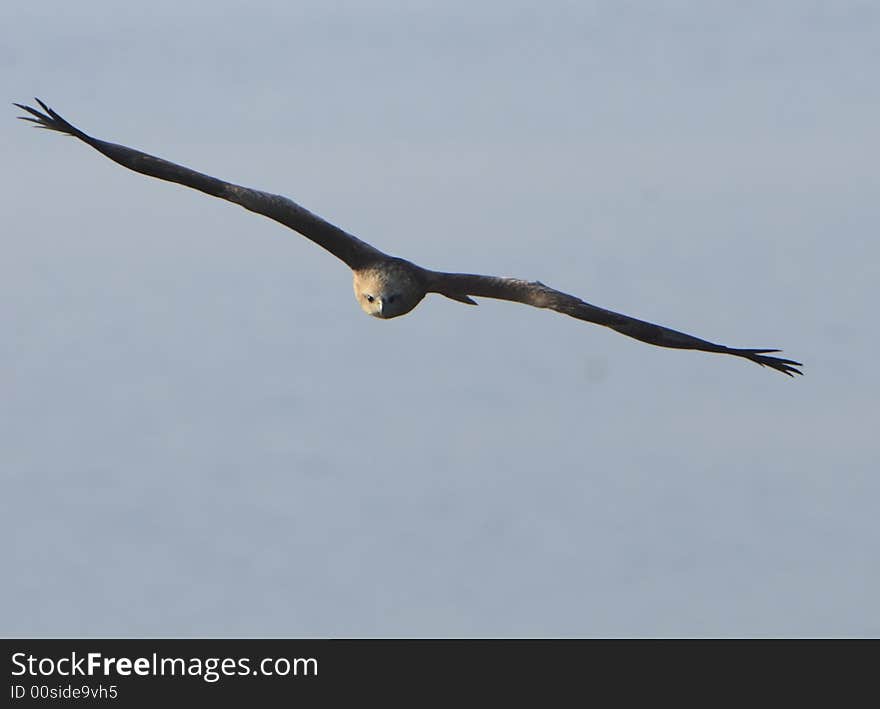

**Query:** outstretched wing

left=14, top=99, right=385, bottom=270
left=425, top=271, right=803, bottom=376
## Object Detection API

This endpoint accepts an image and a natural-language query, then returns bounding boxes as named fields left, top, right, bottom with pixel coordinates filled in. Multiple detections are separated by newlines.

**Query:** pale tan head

left=353, top=263, right=425, bottom=319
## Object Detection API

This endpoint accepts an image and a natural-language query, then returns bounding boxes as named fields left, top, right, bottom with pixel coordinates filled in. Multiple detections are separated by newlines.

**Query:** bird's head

left=353, top=264, right=424, bottom=319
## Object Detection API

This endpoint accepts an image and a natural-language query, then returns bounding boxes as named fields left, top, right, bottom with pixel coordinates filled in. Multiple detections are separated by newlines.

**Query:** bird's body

left=15, top=99, right=803, bottom=376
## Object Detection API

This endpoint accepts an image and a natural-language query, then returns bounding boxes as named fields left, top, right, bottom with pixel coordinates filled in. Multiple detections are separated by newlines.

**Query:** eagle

left=15, top=99, right=802, bottom=376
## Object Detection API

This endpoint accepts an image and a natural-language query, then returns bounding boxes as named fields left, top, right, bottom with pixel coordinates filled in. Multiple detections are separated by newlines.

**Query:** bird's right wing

left=426, top=271, right=803, bottom=376
left=15, top=99, right=385, bottom=270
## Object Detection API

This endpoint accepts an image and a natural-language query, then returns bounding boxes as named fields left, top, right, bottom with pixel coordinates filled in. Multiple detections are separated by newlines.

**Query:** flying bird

left=15, top=99, right=802, bottom=376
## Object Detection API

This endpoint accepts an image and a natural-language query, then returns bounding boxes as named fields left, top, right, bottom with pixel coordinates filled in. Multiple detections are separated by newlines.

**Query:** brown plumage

left=15, top=99, right=803, bottom=376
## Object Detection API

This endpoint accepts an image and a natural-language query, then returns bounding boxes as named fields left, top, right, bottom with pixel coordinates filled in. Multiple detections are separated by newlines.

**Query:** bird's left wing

left=425, top=271, right=803, bottom=376
left=15, top=99, right=385, bottom=269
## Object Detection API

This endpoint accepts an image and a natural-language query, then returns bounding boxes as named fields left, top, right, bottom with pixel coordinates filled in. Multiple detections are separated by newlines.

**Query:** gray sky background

left=3, top=1, right=878, bottom=637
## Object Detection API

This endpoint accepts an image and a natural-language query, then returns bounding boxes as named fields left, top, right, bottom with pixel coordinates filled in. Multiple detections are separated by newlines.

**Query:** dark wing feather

left=14, top=99, right=384, bottom=269
left=426, top=271, right=803, bottom=376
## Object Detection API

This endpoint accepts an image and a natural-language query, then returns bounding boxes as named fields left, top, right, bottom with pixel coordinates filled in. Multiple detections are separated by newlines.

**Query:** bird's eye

left=365, top=294, right=374, bottom=303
